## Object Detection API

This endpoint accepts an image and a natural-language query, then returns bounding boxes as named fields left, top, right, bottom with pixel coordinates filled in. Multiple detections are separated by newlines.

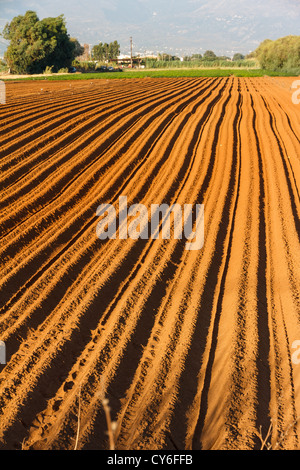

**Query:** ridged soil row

left=0, top=79, right=218, bottom=313
left=174, top=79, right=257, bottom=450
left=110, top=81, right=242, bottom=450
left=0, top=78, right=207, bottom=233
left=0, top=77, right=190, bottom=145
left=0, top=78, right=198, bottom=189
left=0, top=78, right=229, bottom=448
left=0, top=78, right=172, bottom=128
left=20, top=78, right=235, bottom=450
left=1, top=77, right=299, bottom=450
left=0, top=78, right=208, bottom=200
left=249, top=81, right=300, bottom=449
left=0, top=78, right=192, bottom=195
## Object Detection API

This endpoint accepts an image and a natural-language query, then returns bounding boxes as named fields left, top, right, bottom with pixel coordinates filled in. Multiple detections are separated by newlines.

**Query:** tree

left=103, top=43, right=109, bottom=61
left=233, top=53, right=245, bottom=61
left=158, top=53, right=180, bottom=61
left=92, top=40, right=120, bottom=62
left=2, top=10, right=77, bottom=73
left=254, top=36, right=300, bottom=71
left=92, top=42, right=105, bottom=61
left=203, top=50, right=217, bottom=59
left=191, top=53, right=202, bottom=60
left=70, top=38, right=84, bottom=58
left=109, top=40, right=120, bottom=61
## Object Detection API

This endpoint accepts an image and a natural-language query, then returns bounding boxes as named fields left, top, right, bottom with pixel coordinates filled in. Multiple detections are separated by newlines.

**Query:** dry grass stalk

left=74, top=384, right=82, bottom=450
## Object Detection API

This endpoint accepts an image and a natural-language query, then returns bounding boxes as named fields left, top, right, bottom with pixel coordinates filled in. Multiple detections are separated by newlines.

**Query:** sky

left=0, top=0, right=300, bottom=57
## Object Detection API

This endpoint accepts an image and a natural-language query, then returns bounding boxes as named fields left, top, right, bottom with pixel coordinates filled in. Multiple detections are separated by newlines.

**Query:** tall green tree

left=109, top=40, right=120, bottom=61
left=103, top=43, right=109, bottom=61
left=2, top=10, right=77, bottom=73
left=92, top=40, right=120, bottom=61
left=92, top=42, right=105, bottom=61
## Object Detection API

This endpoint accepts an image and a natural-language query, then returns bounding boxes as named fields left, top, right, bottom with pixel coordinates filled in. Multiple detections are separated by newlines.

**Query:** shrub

left=254, top=36, right=300, bottom=73
left=43, top=65, right=54, bottom=74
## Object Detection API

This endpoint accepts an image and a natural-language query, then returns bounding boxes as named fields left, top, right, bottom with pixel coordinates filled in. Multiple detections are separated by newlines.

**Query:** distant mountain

left=0, top=0, right=299, bottom=57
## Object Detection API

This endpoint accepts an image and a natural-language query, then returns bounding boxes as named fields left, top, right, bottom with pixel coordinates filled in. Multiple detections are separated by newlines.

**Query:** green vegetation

left=145, top=58, right=257, bottom=69
left=0, top=60, right=8, bottom=73
left=92, top=41, right=120, bottom=61
left=72, top=60, right=97, bottom=72
left=1, top=10, right=81, bottom=73
left=57, top=67, right=69, bottom=74
left=4, top=68, right=297, bottom=82
left=233, top=53, right=245, bottom=61
left=146, top=50, right=257, bottom=69
left=183, top=53, right=203, bottom=60
left=203, top=50, right=217, bottom=59
left=71, top=38, right=84, bottom=59
left=254, top=36, right=300, bottom=74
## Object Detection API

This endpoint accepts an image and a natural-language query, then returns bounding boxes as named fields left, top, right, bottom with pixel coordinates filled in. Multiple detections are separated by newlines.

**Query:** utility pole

left=130, top=36, right=133, bottom=68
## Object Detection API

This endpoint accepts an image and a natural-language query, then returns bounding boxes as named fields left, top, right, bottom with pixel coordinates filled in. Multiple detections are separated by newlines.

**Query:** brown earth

left=0, top=77, right=299, bottom=450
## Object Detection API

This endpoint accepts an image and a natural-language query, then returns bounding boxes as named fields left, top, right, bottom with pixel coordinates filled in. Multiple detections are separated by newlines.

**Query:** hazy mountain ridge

left=0, top=0, right=299, bottom=57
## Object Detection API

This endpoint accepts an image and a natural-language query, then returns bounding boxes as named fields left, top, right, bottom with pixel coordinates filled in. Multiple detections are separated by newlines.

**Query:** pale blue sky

left=1, top=0, right=300, bottom=57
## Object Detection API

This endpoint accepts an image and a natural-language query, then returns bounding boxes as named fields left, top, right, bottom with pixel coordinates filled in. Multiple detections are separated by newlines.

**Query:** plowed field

left=0, top=77, right=300, bottom=450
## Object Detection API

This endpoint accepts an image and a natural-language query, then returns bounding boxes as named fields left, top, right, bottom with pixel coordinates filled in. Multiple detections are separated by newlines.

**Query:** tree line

left=157, top=51, right=245, bottom=61
left=183, top=51, right=245, bottom=61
